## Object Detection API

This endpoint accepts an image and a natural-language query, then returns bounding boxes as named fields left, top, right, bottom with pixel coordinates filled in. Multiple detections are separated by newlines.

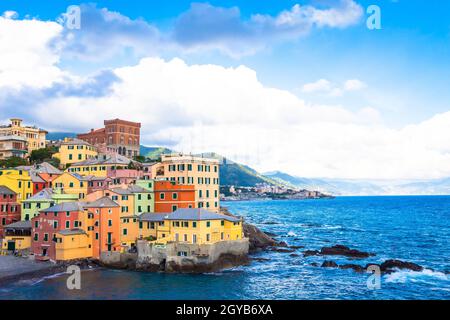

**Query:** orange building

left=84, top=197, right=121, bottom=258
left=154, top=180, right=195, bottom=213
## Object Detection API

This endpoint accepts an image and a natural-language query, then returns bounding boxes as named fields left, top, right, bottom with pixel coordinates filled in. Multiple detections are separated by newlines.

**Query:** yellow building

left=0, top=118, right=47, bottom=154
left=119, top=215, right=140, bottom=248
left=151, top=154, right=220, bottom=212
left=66, top=153, right=132, bottom=177
left=1, top=221, right=32, bottom=251
left=53, top=138, right=98, bottom=169
left=55, top=229, right=92, bottom=261
left=140, top=209, right=243, bottom=245
left=52, top=172, right=88, bottom=200
left=0, top=169, right=33, bottom=202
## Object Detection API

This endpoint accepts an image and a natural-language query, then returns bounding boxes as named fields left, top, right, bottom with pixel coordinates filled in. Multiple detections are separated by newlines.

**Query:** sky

left=0, top=0, right=450, bottom=180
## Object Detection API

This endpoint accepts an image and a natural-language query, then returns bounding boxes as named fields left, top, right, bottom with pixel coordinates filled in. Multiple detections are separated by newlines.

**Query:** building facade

left=0, top=186, right=21, bottom=238
left=0, top=169, right=33, bottom=202
left=77, top=119, right=141, bottom=158
left=0, top=118, right=47, bottom=154
left=0, top=135, right=28, bottom=159
left=151, top=154, right=220, bottom=212
left=153, top=180, right=196, bottom=213
left=53, top=138, right=98, bottom=169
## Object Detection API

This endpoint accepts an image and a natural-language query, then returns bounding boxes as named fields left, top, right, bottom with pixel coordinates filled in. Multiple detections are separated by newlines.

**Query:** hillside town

left=0, top=118, right=246, bottom=269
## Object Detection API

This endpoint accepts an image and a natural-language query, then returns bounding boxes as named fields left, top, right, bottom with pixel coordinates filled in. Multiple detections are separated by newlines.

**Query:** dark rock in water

left=321, top=260, right=338, bottom=268
left=310, top=262, right=320, bottom=267
left=320, top=245, right=374, bottom=258
left=270, top=247, right=295, bottom=253
left=261, top=221, right=280, bottom=225
left=339, top=264, right=364, bottom=273
left=251, top=257, right=271, bottom=262
left=264, top=232, right=278, bottom=237
left=289, top=254, right=300, bottom=257
left=221, top=207, right=277, bottom=252
left=278, top=241, right=288, bottom=247
left=378, top=259, right=424, bottom=273
left=303, top=250, right=320, bottom=257
left=289, top=245, right=305, bottom=249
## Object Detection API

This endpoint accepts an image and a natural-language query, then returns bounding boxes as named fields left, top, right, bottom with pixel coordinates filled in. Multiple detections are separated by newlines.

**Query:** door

left=7, top=241, right=15, bottom=251
left=42, top=248, right=47, bottom=256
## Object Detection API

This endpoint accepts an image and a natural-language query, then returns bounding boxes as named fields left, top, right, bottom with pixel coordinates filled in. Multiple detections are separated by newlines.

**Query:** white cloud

left=301, top=79, right=332, bottom=93
left=0, top=15, right=64, bottom=89
left=302, top=78, right=367, bottom=96
left=2, top=11, right=18, bottom=19
left=344, top=79, right=367, bottom=91
left=16, top=57, right=450, bottom=180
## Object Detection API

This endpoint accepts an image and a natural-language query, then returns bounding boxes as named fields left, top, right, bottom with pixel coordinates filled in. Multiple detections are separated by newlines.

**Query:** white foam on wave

left=287, top=231, right=297, bottom=237
left=384, top=269, right=449, bottom=284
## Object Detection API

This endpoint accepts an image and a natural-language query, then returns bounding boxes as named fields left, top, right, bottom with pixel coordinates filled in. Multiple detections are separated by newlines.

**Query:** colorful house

left=0, top=186, right=21, bottom=238
left=154, top=180, right=196, bottom=213
left=128, top=184, right=152, bottom=215
left=66, top=153, right=134, bottom=177
left=83, top=197, right=121, bottom=258
left=52, top=172, right=89, bottom=200
left=21, top=188, right=78, bottom=221
left=31, top=202, right=86, bottom=261
left=0, top=169, right=33, bottom=202
left=152, top=209, right=243, bottom=245
left=53, top=138, right=98, bottom=169
left=18, top=162, right=63, bottom=191
left=1, top=220, right=31, bottom=251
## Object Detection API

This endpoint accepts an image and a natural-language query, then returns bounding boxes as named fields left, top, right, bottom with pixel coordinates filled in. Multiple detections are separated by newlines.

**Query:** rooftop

left=23, top=188, right=53, bottom=202
left=0, top=186, right=16, bottom=195
left=40, top=202, right=84, bottom=213
left=70, top=153, right=132, bottom=166
left=139, top=213, right=171, bottom=222
left=84, top=196, right=120, bottom=208
left=165, top=208, right=241, bottom=222
left=4, top=220, right=32, bottom=230
left=58, top=229, right=86, bottom=236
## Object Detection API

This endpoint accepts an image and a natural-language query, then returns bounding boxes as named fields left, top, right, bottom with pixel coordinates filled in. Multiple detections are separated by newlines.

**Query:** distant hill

left=140, top=146, right=174, bottom=160
left=47, top=132, right=77, bottom=141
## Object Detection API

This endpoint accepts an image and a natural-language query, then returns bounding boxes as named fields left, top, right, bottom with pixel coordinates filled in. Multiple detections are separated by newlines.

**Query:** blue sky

left=0, top=1, right=449, bottom=179
left=1, top=0, right=449, bottom=126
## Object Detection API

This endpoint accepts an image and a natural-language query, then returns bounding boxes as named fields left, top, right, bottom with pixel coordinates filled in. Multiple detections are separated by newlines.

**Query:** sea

left=1, top=196, right=449, bottom=300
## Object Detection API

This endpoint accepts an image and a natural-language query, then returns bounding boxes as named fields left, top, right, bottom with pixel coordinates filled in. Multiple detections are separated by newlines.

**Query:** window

left=183, top=234, right=188, bottom=242
left=34, top=221, right=39, bottom=228
left=66, top=211, right=70, bottom=217
left=192, top=222, right=197, bottom=228
left=123, top=229, right=128, bottom=235
left=34, top=233, right=38, bottom=241
left=206, top=221, right=211, bottom=227
left=206, top=234, right=210, bottom=242
left=95, top=233, right=99, bottom=240
left=183, top=221, right=189, bottom=227
left=160, top=193, right=165, bottom=200
left=65, top=221, right=70, bottom=229
left=53, top=221, right=58, bottom=229
left=172, top=205, right=177, bottom=212
left=108, top=220, right=112, bottom=227
left=44, top=233, right=49, bottom=242
left=193, top=234, right=197, bottom=243
left=221, top=232, right=224, bottom=240
left=172, top=192, right=178, bottom=200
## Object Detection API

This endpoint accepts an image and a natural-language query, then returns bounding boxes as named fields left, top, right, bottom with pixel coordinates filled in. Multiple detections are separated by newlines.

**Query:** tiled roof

left=23, top=188, right=53, bottom=202
left=58, top=229, right=86, bottom=236
left=128, top=185, right=151, bottom=193
left=0, top=186, right=16, bottom=195
left=165, top=209, right=241, bottom=222
left=84, top=196, right=120, bottom=208
left=40, top=202, right=84, bottom=213
left=4, top=220, right=31, bottom=230
left=110, top=187, right=133, bottom=195
left=71, top=153, right=131, bottom=166
left=60, top=138, right=92, bottom=146
left=139, top=213, right=170, bottom=222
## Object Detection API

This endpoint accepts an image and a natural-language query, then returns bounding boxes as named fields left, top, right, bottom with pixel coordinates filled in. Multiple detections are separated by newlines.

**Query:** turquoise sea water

left=1, top=196, right=449, bottom=300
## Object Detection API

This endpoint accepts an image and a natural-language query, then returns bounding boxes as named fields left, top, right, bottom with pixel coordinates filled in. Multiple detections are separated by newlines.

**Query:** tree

left=29, top=146, right=58, bottom=164
left=0, top=157, right=28, bottom=168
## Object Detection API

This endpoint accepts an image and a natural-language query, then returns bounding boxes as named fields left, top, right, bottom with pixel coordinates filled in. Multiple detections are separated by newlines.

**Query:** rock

left=378, top=259, right=424, bottom=273
left=303, top=250, right=320, bottom=257
left=321, top=260, right=338, bottom=268
left=320, top=245, right=374, bottom=258
left=221, top=207, right=277, bottom=252
left=278, top=241, right=288, bottom=247
left=310, top=262, right=320, bottom=267
left=289, top=245, right=305, bottom=249
left=289, top=254, right=299, bottom=257
left=251, top=257, right=271, bottom=262
left=339, top=264, right=364, bottom=273
left=270, top=248, right=295, bottom=253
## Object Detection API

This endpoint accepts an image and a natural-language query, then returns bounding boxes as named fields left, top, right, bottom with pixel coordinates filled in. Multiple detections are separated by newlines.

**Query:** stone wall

left=136, top=239, right=249, bottom=273
left=100, top=251, right=137, bottom=269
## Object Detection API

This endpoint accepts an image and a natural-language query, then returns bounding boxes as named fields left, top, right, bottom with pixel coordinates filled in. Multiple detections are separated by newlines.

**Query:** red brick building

left=0, top=186, right=21, bottom=238
left=154, top=181, right=196, bottom=213
left=77, top=119, right=141, bottom=159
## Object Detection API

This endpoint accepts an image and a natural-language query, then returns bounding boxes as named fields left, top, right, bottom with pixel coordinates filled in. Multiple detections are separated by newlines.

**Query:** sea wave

left=384, top=269, right=449, bottom=284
